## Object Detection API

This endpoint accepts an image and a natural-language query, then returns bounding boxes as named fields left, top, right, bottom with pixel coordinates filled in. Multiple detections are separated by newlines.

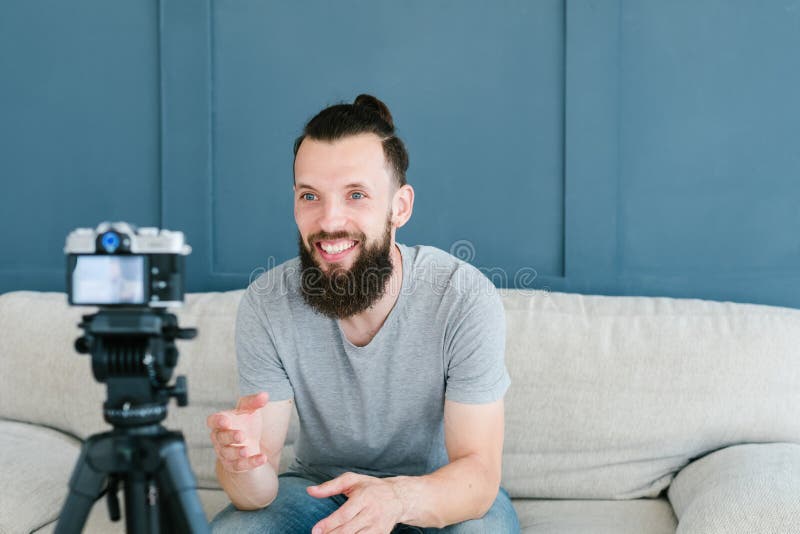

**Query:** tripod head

left=74, top=308, right=196, bottom=427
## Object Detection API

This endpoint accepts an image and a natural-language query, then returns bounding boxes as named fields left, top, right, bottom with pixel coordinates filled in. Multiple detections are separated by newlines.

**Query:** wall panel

left=0, top=0, right=161, bottom=291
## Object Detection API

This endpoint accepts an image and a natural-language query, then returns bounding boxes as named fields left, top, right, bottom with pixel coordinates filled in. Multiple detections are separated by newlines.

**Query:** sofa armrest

left=667, top=443, right=800, bottom=534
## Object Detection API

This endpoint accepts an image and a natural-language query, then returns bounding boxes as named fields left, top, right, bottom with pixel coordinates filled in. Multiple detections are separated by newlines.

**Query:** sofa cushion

left=667, top=442, right=800, bottom=533
left=513, top=497, right=677, bottom=534
left=500, top=289, right=800, bottom=499
left=0, top=420, right=81, bottom=534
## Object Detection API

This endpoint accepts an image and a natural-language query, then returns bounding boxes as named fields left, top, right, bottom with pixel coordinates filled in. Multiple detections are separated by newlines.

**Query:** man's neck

left=337, top=243, right=403, bottom=347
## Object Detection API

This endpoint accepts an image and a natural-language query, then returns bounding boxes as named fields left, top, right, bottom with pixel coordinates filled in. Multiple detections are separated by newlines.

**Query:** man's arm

left=390, top=398, right=504, bottom=527
left=212, top=397, right=294, bottom=510
left=308, top=398, right=505, bottom=531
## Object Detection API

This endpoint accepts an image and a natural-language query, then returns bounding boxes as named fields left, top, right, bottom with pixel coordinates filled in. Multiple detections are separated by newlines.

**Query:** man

left=208, top=95, right=520, bottom=533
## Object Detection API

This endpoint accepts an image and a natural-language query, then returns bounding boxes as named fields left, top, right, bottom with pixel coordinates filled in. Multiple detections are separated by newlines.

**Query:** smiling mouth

left=315, top=239, right=360, bottom=261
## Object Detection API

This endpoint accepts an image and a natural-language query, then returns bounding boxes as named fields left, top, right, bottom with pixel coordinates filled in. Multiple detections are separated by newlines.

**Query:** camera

left=65, top=221, right=191, bottom=307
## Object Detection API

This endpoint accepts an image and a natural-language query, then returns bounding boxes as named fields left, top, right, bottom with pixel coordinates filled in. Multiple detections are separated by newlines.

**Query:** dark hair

left=293, top=94, right=409, bottom=187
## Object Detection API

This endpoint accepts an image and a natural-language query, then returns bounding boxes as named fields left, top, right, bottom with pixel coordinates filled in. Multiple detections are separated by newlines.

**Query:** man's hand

left=207, top=392, right=270, bottom=473
left=307, top=472, right=406, bottom=534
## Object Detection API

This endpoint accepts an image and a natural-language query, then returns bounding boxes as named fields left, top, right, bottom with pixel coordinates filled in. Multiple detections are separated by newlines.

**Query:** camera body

left=65, top=222, right=191, bottom=307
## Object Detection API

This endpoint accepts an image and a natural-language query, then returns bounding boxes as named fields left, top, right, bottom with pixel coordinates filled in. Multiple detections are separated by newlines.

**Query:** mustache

left=306, top=231, right=366, bottom=247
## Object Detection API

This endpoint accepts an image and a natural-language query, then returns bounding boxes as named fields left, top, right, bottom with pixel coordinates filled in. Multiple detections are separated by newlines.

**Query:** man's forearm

left=216, top=460, right=280, bottom=511
left=388, top=454, right=500, bottom=528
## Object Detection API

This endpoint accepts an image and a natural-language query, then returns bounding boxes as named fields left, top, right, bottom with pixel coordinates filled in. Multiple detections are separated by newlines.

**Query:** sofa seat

left=513, top=498, right=676, bottom=533
left=32, top=490, right=679, bottom=533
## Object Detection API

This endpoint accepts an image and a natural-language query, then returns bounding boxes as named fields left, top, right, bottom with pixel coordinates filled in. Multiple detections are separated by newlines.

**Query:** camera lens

left=101, top=231, right=121, bottom=253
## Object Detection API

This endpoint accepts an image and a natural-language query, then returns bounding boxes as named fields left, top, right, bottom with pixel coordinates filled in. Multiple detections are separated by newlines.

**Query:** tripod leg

left=156, top=439, right=210, bottom=534
left=124, top=473, right=153, bottom=534
left=55, top=440, right=106, bottom=534
left=147, top=480, right=161, bottom=534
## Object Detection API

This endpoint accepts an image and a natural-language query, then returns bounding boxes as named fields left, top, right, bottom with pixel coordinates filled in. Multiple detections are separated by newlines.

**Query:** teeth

left=320, top=240, right=355, bottom=254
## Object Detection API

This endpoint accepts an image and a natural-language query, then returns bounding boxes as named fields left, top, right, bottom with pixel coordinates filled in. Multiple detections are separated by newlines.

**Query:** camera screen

left=71, top=255, right=147, bottom=305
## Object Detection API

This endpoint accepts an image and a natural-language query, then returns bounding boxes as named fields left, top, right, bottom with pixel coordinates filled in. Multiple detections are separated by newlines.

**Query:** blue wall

left=1, top=0, right=799, bottom=309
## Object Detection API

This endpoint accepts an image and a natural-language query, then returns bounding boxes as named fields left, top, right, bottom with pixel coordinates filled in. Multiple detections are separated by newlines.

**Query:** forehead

left=294, top=133, right=390, bottom=191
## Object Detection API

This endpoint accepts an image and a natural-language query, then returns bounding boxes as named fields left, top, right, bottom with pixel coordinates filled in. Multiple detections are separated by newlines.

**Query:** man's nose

left=318, top=198, right=347, bottom=232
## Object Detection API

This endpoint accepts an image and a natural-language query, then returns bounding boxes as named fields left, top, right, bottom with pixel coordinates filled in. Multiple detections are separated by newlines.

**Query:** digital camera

left=65, top=222, right=191, bottom=307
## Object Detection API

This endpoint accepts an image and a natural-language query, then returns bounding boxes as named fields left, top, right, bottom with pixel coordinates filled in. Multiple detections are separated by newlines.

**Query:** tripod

left=54, top=310, right=210, bottom=534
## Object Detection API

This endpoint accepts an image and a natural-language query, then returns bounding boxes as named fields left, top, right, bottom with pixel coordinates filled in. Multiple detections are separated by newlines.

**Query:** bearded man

left=208, top=95, right=520, bottom=533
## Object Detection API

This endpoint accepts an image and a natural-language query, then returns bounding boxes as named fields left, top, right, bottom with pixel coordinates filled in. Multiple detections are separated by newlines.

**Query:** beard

left=298, top=215, right=394, bottom=319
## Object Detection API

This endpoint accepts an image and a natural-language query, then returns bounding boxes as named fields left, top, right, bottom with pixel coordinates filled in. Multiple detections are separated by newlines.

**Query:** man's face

left=294, top=133, right=397, bottom=318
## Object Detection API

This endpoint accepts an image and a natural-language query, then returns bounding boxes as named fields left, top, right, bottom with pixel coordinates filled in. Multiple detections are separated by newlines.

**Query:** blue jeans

left=210, top=471, right=520, bottom=533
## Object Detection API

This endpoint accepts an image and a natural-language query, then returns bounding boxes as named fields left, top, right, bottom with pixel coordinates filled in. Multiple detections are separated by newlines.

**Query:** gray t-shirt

left=236, top=243, right=510, bottom=481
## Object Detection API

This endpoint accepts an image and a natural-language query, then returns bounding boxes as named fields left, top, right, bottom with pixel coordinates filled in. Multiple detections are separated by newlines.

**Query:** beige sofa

left=1, top=288, right=799, bottom=533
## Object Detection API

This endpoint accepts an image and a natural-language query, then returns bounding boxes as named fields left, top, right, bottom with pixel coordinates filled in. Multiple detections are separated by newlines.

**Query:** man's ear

left=391, top=184, right=415, bottom=228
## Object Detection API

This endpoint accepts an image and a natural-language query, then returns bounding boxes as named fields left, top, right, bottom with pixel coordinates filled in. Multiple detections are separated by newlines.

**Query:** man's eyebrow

left=343, top=182, right=371, bottom=190
left=295, top=182, right=371, bottom=191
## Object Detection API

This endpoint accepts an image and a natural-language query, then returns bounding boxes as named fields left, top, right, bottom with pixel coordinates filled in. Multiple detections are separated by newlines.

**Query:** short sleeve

left=444, top=279, right=511, bottom=404
left=236, top=289, right=294, bottom=401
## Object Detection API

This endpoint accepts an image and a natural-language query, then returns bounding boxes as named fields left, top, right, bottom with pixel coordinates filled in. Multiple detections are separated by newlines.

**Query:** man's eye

left=300, top=193, right=316, bottom=201
left=351, top=192, right=364, bottom=200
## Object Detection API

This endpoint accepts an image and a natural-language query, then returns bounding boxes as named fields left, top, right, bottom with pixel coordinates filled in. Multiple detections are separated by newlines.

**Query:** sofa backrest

left=2, top=289, right=799, bottom=499
left=499, top=288, right=800, bottom=499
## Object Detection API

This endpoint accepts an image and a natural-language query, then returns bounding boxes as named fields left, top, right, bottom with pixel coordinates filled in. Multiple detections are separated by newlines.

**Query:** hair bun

left=353, top=94, right=394, bottom=129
